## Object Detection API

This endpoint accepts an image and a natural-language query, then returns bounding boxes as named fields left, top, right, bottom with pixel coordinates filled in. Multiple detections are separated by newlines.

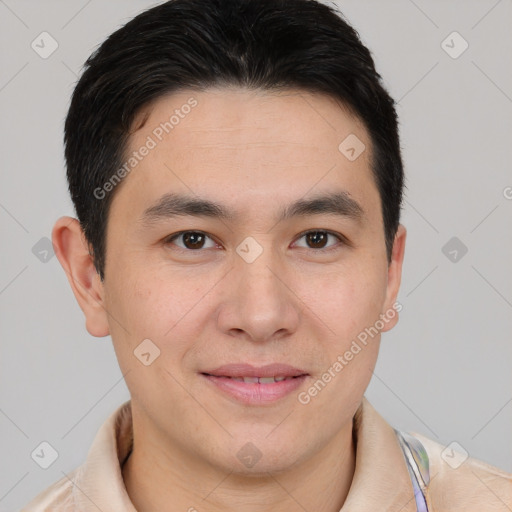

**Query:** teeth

left=229, top=376, right=291, bottom=383
left=212, top=375, right=299, bottom=383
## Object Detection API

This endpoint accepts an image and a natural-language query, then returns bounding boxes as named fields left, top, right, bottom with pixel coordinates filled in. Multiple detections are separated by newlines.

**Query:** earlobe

left=380, top=223, right=407, bottom=333
left=52, top=216, right=110, bottom=337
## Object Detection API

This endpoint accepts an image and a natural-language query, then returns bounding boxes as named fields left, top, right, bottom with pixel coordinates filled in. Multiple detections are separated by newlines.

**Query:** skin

left=53, top=87, right=406, bottom=512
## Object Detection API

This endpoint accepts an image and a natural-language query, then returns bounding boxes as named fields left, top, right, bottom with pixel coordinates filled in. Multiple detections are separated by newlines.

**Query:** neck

left=122, top=416, right=356, bottom=512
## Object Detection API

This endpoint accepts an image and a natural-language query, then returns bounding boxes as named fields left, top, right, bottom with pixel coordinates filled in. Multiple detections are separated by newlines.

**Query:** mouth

left=200, top=363, right=309, bottom=404
left=201, top=374, right=305, bottom=383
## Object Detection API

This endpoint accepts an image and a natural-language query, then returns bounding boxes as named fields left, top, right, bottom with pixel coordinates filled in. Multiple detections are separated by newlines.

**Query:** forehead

left=112, top=87, right=379, bottom=226
left=132, top=87, right=366, bottom=151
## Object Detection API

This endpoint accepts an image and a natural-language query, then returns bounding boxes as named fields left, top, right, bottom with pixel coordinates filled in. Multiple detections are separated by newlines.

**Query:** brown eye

left=294, top=230, right=344, bottom=251
left=166, top=231, right=217, bottom=250
left=305, top=231, right=328, bottom=249
left=182, top=232, right=205, bottom=249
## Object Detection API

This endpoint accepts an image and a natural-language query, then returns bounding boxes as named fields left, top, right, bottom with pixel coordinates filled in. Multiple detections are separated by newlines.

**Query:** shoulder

left=20, top=400, right=131, bottom=511
left=21, top=467, right=80, bottom=511
left=410, top=432, right=512, bottom=511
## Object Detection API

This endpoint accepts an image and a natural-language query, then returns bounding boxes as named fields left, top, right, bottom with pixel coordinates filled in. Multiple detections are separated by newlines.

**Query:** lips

left=201, top=363, right=308, bottom=380
left=200, top=363, right=309, bottom=404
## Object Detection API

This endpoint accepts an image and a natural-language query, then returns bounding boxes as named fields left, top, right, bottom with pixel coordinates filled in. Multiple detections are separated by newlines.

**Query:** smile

left=200, top=365, right=309, bottom=404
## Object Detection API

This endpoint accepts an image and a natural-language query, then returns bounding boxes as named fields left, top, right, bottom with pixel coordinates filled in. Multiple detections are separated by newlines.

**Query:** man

left=23, top=0, right=512, bottom=510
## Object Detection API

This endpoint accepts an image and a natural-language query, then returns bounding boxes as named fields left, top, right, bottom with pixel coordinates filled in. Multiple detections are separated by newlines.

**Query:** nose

left=216, top=247, right=301, bottom=343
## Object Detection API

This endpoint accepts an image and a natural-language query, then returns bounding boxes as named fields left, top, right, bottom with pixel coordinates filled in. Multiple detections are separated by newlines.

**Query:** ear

left=52, top=216, right=110, bottom=337
left=380, top=223, right=406, bottom=332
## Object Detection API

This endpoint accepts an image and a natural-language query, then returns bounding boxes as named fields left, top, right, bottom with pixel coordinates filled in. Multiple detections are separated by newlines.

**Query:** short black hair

left=64, top=0, right=404, bottom=280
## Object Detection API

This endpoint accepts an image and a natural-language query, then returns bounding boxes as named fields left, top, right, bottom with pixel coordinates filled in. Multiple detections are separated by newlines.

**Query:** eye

left=164, top=231, right=218, bottom=251
left=293, top=230, right=345, bottom=251
left=163, top=229, right=346, bottom=253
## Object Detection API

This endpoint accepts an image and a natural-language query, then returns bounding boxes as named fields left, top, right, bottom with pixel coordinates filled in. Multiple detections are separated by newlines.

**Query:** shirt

left=22, top=397, right=512, bottom=511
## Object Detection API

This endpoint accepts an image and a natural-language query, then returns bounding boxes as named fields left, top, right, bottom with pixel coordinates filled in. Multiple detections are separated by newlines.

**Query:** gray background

left=1, top=0, right=511, bottom=510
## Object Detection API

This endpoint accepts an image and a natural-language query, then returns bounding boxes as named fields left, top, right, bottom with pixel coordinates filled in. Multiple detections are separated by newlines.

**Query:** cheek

left=105, top=270, right=205, bottom=402
left=109, top=259, right=196, bottom=327
left=104, top=265, right=196, bottom=366
left=302, top=262, right=387, bottom=343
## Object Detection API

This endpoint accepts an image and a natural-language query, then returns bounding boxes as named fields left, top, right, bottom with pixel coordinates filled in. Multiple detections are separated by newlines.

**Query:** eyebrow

left=139, top=191, right=365, bottom=227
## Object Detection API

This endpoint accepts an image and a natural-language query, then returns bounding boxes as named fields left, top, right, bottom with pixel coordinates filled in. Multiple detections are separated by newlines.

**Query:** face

left=79, top=87, right=405, bottom=474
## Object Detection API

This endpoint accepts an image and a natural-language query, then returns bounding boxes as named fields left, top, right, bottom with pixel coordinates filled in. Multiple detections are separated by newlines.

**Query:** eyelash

left=163, top=229, right=347, bottom=253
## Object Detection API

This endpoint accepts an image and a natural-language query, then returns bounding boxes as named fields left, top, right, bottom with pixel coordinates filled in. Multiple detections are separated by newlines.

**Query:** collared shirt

left=22, top=397, right=512, bottom=511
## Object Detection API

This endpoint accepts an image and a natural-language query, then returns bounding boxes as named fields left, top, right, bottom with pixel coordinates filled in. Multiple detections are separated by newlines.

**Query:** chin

left=210, top=435, right=307, bottom=476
